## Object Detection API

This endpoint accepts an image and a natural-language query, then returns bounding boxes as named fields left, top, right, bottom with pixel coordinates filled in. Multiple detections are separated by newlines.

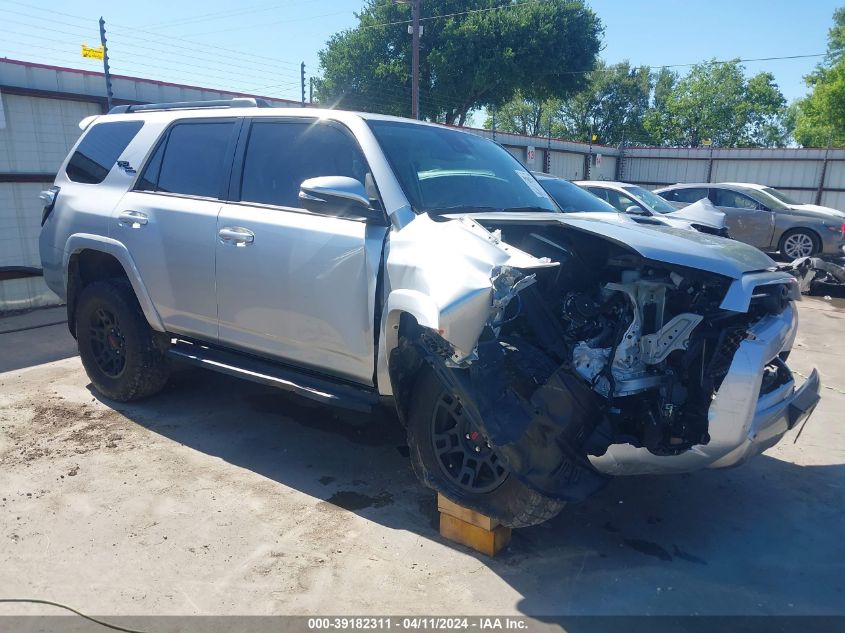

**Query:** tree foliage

left=643, top=61, right=788, bottom=147
left=793, top=8, right=845, bottom=147
left=554, top=61, right=652, bottom=144
left=315, top=0, right=602, bottom=125
left=482, top=91, right=560, bottom=136
left=489, top=59, right=789, bottom=147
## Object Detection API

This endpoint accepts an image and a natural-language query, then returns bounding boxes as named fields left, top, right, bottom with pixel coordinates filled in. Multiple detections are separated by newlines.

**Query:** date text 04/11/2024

left=307, top=618, right=529, bottom=630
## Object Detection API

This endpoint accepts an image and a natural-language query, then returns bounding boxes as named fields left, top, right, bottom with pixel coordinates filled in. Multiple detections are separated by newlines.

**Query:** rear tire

left=406, top=367, right=565, bottom=528
left=76, top=279, right=171, bottom=401
left=780, top=229, right=820, bottom=259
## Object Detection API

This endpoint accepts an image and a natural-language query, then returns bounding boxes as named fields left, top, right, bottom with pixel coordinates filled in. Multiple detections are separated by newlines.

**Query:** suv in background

left=40, top=100, right=819, bottom=528
left=656, top=183, right=845, bottom=259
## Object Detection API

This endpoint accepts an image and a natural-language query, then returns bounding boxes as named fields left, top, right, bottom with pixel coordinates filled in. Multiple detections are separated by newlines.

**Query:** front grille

left=707, top=324, right=747, bottom=389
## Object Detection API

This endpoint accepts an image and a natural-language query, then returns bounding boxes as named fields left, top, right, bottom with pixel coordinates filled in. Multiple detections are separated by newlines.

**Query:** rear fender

left=64, top=234, right=165, bottom=332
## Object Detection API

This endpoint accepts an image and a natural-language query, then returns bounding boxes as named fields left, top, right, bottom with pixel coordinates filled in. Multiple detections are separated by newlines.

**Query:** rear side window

left=661, top=187, right=708, bottom=204
left=239, top=120, right=368, bottom=209
left=137, top=121, right=234, bottom=198
left=66, top=121, right=143, bottom=184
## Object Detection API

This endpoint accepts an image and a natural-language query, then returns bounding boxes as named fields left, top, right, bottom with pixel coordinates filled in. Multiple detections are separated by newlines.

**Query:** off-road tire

left=406, top=366, right=565, bottom=528
left=779, top=229, right=820, bottom=259
left=76, top=279, right=171, bottom=401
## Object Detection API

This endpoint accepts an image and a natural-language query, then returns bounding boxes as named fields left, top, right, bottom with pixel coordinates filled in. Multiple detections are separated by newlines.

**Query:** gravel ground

left=0, top=297, right=843, bottom=617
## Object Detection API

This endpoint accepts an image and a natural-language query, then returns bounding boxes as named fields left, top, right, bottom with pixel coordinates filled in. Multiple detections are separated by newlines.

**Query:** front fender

left=375, top=289, right=440, bottom=395
left=64, top=234, right=165, bottom=332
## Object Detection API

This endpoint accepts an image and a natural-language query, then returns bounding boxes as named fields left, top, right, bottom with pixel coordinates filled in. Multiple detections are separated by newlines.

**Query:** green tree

left=793, top=8, right=845, bottom=146
left=554, top=61, right=652, bottom=144
left=642, top=60, right=788, bottom=147
left=315, top=0, right=602, bottom=125
left=482, top=91, right=560, bottom=136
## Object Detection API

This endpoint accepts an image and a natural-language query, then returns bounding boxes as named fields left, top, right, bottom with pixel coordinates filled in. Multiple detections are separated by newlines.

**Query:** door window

left=238, top=120, right=369, bottom=210
left=661, top=187, right=708, bottom=204
left=712, top=188, right=759, bottom=210
left=136, top=121, right=234, bottom=198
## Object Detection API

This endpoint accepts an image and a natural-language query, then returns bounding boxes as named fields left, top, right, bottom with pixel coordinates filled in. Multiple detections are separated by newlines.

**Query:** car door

left=710, top=188, right=774, bottom=248
left=116, top=118, right=240, bottom=341
left=215, top=117, right=386, bottom=385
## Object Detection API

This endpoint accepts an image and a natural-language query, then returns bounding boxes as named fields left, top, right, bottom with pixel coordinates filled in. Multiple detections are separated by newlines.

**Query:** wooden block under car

left=437, top=493, right=512, bottom=556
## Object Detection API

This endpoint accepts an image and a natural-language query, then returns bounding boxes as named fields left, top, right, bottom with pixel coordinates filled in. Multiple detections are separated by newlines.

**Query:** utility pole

left=409, top=0, right=421, bottom=119
left=309, top=77, right=313, bottom=104
left=99, top=17, right=113, bottom=111
left=300, top=62, right=306, bottom=107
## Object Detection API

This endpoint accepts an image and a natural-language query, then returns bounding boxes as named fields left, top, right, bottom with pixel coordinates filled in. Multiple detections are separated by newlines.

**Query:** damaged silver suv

left=40, top=99, right=821, bottom=527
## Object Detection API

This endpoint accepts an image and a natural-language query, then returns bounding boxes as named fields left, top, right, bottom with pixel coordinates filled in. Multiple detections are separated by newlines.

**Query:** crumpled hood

left=457, top=211, right=776, bottom=279
left=664, top=198, right=727, bottom=229
left=787, top=203, right=845, bottom=220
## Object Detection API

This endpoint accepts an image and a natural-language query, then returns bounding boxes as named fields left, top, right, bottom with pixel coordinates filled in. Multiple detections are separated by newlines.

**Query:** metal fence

left=3, top=56, right=845, bottom=313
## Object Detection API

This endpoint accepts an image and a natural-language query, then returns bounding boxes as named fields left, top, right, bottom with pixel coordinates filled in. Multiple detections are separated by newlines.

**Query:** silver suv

left=40, top=99, right=820, bottom=527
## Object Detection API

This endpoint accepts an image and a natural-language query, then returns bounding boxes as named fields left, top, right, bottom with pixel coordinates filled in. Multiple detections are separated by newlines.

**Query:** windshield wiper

left=424, top=205, right=506, bottom=215
left=502, top=206, right=560, bottom=214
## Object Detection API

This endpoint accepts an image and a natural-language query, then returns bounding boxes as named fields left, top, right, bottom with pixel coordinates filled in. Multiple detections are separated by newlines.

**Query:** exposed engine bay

left=405, top=217, right=806, bottom=501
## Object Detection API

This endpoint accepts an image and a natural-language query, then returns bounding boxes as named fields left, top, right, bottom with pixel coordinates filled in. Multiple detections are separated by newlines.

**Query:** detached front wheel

left=406, top=367, right=565, bottom=528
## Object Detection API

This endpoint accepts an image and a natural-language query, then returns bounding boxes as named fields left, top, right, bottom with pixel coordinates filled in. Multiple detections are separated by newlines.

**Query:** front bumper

left=589, top=302, right=821, bottom=476
left=820, top=232, right=845, bottom=256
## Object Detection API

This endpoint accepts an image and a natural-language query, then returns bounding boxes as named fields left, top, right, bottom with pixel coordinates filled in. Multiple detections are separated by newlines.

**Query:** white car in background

left=576, top=180, right=729, bottom=236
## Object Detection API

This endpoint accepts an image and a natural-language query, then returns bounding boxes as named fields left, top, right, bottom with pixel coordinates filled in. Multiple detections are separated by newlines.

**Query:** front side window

left=713, top=188, right=759, bottom=210
left=368, top=120, right=558, bottom=214
left=238, top=120, right=368, bottom=209
left=662, top=187, right=708, bottom=204
left=137, top=121, right=234, bottom=198
left=66, top=121, right=143, bottom=184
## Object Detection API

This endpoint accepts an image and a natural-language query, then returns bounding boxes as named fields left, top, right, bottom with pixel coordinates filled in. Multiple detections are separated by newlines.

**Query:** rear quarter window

left=65, top=121, right=144, bottom=184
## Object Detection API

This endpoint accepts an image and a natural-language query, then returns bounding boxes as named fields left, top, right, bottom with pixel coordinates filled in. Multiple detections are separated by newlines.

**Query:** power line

left=358, top=0, right=554, bottom=30
left=0, top=0, right=305, bottom=69
left=141, top=0, right=313, bottom=30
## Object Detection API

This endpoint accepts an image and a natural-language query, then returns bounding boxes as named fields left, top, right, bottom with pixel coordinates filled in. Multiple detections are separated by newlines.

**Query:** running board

left=167, top=340, right=379, bottom=412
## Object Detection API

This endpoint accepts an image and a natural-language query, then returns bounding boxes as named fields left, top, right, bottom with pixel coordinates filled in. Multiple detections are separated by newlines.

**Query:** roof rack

left=108, top=97, right=275, bottom=115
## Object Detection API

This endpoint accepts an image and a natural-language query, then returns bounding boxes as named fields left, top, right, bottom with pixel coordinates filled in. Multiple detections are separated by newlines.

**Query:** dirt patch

left=0, top=397, right=134, bottom=466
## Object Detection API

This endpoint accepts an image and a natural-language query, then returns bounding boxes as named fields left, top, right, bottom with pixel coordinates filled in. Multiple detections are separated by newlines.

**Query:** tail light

left=39, top=186, right=60, bottom=226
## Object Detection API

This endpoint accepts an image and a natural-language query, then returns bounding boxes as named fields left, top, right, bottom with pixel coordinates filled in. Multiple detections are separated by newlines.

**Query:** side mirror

left=299, top=176, right=374, bottom=218
left=625, top=205, right=648, bottom=216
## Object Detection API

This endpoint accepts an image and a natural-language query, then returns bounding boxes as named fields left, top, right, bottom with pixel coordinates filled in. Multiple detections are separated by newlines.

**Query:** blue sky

left=0, top=0, right=840, bottom=106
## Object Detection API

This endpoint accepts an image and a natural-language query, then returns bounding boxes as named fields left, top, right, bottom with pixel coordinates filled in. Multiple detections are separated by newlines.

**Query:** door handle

left=118, top=210, right=148, bottom=227
left=218, top=226, right=255, bottom=245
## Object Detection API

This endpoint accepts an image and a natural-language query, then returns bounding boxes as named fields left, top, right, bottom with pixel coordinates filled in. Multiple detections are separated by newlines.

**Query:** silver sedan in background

left=656, top=182, right=845, bottom=258
left=576, top=180, right=728, bottom=236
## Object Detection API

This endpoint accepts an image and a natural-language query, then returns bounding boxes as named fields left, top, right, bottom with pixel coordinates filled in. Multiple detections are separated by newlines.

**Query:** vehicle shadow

left=92, top=366, right=845, bottom=616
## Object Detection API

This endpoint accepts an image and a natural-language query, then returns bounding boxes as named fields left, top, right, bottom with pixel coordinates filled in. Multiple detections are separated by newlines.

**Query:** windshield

left=367, top=120, right=559, bottom=214
left=742, top=188, right=788, bottom=210
left=623, top=185, right=677, bottom=214
left=539, top=178, right=617, bottom=212
left=762, top=186, right=799, bottom=205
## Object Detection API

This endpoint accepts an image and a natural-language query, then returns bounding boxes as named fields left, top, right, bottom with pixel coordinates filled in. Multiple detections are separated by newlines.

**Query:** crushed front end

left=403, top=215, right=821, bottom=501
